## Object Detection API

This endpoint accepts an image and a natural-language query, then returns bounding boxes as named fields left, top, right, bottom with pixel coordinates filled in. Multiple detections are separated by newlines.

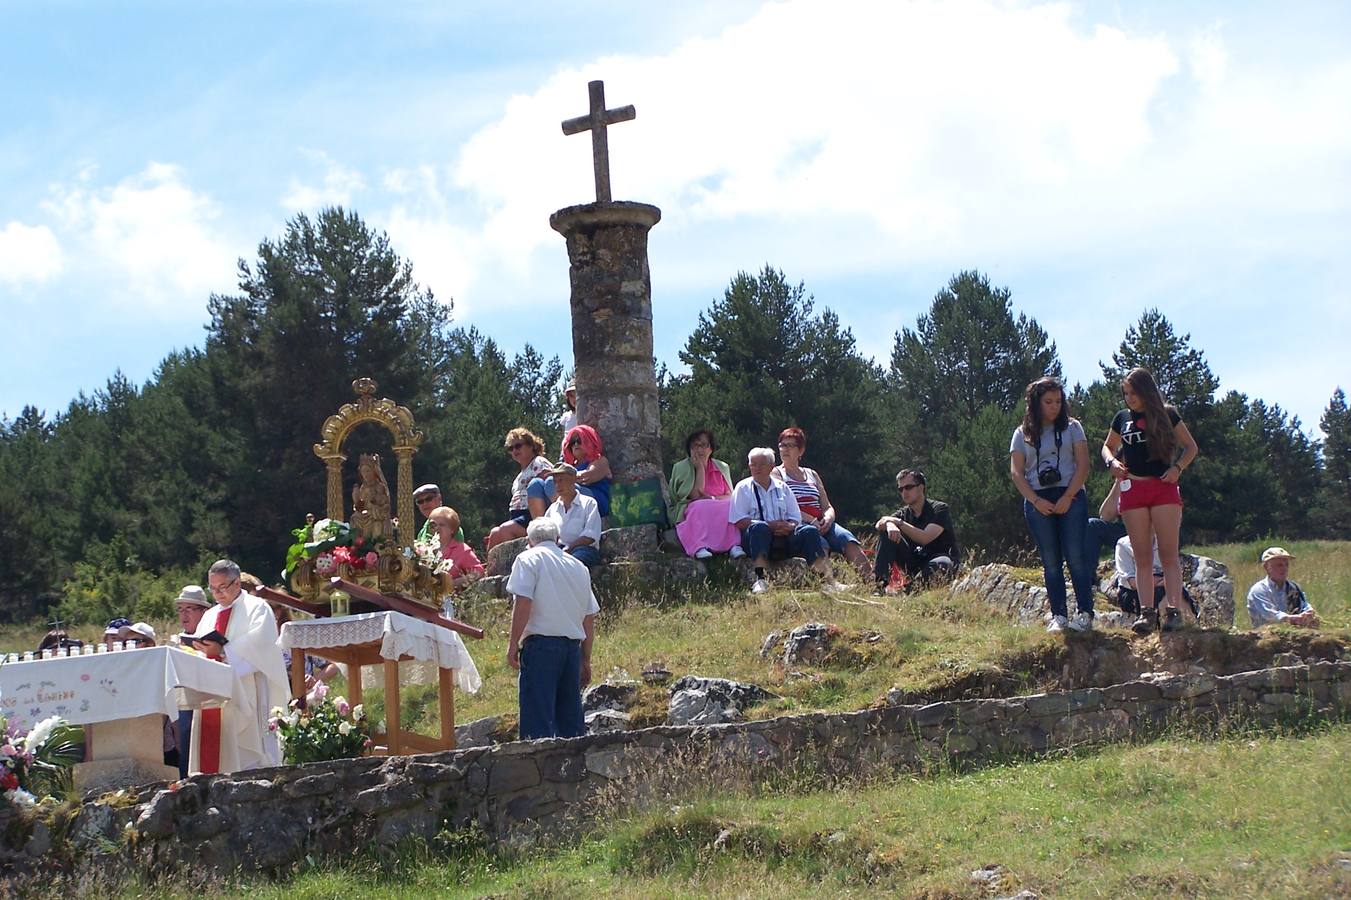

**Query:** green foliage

left=888, top=269, right=1060, bottom=462
left=53, top=538, right=202, bottom=627
left=663, top=266, right=890, bottom=525
left=0, top=713, right=83, bottom=805
left=925, top=404, right=1024, bottom=557
left=1316, top=388, right=1351, bottom=537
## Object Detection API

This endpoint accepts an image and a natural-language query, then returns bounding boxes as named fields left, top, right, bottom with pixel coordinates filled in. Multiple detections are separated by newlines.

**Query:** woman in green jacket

left=670, top=428, right=742, bottom=559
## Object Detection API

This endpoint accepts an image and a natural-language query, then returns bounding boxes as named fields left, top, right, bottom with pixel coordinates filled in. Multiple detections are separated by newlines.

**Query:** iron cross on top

left=561, top=80, right=635, bottom=203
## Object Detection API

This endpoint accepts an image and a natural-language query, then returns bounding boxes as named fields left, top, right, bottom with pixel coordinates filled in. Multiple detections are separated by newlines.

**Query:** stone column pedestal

left=77, top=714, right=179, bottom=793
left=550, top=201, right=665, bottom=489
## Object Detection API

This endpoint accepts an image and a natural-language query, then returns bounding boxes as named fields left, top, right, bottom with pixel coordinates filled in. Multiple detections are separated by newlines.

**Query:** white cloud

left=281, top=150, right=366, bottom=212
left=0, top=221, right=63, bottom=287
left=441, top=0, right=1351, bottom=313
left=452, top=0, right=1182, bottom=271
left=43, top=163, right=236, bottom=303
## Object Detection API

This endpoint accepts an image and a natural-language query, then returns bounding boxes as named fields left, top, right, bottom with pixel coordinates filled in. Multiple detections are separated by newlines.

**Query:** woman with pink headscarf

left=561, top=424, right=612, bottom=518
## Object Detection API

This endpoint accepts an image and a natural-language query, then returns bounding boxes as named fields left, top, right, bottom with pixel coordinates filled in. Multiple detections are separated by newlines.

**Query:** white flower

left=22, top=716, right=62, bottom=752
left=338, top=721, right=353, bottom=736
left=4, top=788, right=36, bottom=809
left=352, top=704, right=364, bottom=720
left=284, top=712, right=300, bottom=727
left=269, top=706, right=285, bottom=719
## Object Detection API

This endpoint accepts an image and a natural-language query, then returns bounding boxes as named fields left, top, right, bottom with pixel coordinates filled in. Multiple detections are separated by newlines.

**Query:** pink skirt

left=676, top=498, right=740, bottom=555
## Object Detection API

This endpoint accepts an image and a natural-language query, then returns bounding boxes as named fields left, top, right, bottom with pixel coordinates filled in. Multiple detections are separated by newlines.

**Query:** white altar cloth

left=279, top=611, right=481, bottom=693
left=0, top=647, right=233, bottom=732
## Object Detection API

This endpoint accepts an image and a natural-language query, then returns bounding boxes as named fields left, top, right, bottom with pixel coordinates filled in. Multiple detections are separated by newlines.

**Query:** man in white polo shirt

left=544, top=462, right=602, bottom=567
left=506, top=518, right=600, bottom=739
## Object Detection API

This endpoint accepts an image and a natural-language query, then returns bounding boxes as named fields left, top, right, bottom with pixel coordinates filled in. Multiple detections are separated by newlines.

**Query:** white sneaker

left=729, top=545, right=747, bottom=559
left=1046, top=615, right=1068, bottom=633
left=1068, top=611, right=1094, bottom=632
left=750, top=578, right=770, bottom=594
left=694, top=548, right=713, bottom=559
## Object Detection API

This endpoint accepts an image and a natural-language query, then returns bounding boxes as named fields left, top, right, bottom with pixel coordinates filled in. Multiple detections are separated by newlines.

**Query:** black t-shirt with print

left=1110, top=407, right=1182, bottom=477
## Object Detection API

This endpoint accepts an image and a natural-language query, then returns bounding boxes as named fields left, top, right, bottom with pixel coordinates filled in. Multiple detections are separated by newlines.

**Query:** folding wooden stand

left=289, top=640, right=457, bottom=755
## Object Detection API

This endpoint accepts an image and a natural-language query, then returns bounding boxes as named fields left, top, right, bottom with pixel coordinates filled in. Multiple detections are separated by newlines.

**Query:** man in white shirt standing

left=188, top=560, right=290, bottom=774
left=728, top=447, right=833, bottom=594
left=544, top=463, right=601, bottom=567
left=506, top=518, right=600, bottom=739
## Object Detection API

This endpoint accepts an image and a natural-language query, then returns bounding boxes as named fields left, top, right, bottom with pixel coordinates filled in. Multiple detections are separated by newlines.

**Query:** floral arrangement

left=269, top=685, right=371, bottom=766
left=284, top=517, right=377, bottom=583
left=0, top=713, right=83, bottom=810
left=409, top=538, right=455, bottom=578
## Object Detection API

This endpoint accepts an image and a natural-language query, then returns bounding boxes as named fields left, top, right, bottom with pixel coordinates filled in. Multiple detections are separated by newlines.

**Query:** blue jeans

left=568, top=544, right=601, bottom=567
left=518, top=635, right=585, bottom=740
left=821, top=523, right=860, bottom=554
left=1023, top=486, right=1095, bottom=618
left=1085, top=517, right=1126, bottom=572
left=740, top=521, right=825, bottom=563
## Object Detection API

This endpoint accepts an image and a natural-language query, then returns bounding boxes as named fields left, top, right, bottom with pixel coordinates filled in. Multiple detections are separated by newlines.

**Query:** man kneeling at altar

left=185, top=559, right=290, bottom=775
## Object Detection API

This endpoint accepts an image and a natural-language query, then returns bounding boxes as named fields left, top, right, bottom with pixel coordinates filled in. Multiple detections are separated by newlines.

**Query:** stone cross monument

left=551, top=80, right=665, bottom=491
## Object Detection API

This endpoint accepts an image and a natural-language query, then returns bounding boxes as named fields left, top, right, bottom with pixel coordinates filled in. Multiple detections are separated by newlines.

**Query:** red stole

left=197, top=604, right=235, bottom=774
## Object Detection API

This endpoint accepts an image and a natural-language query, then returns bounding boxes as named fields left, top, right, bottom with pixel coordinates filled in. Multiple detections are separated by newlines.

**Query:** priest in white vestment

left=189, top=559, right=290, bottom=775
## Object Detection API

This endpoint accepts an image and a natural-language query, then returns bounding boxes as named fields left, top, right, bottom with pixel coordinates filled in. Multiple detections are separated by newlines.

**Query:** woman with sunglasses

left=1102, top=367, right=1199, bottom=634
left=1010, top=377, right=1095, bottom=633
left=486, top=427, right=554, bottom=550
left=562, top=424, right=612, bottom=518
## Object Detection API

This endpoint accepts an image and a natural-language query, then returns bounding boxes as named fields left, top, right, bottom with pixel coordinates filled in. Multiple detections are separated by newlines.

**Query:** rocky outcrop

left=952, top=553, right=1235, bottom=628
left=667, top=676, right=777, bottom=726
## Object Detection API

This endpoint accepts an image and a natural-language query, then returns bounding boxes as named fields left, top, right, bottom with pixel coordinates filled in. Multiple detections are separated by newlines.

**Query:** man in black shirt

left=873, top=468, right=959, bottom=593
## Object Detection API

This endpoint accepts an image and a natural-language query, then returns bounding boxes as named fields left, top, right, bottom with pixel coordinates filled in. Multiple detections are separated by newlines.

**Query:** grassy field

left=4, top=545, right=1350, bottom=897
left=62, top=721, right=1349, bottom=899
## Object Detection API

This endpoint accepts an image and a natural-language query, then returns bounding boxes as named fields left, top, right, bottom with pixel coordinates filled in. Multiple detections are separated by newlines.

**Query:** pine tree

left=888, top=270, right=1060, bottom=461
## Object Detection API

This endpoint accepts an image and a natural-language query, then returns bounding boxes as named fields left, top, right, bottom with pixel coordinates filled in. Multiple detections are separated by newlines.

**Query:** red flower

left=1, top=770, right=19, bottom=791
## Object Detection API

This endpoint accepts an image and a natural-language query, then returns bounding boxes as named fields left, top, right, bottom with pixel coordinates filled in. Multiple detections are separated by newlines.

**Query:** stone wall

left=3, top=661, right=1346, bottom=875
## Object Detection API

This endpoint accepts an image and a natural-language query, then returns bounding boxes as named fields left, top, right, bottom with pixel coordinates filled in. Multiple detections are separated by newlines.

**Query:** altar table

left=279, top=610, right=480, bottom=755
left=0, top=646, right=233, bottom=791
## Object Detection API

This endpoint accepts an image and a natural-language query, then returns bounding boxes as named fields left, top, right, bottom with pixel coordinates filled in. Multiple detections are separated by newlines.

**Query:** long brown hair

left=1124, top=367, right=1177, bottom=462
left=1020, top=376, right=1070, bottom=448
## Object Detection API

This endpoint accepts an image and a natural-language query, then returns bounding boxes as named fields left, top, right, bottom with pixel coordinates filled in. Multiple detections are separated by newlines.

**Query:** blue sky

left=3, top=0, right=1349, bottom=435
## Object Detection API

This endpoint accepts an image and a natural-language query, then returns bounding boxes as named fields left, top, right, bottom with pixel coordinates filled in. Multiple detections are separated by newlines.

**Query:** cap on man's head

left=176, top=585, right=211, bottom=608
left=104, top=616, right=132, bottom=635
left=565, top=380, right=576, bottom=393
left=124, top=622, right=156, bottom=642
left=549, top=462, right=578, bottom=478
left=1261, top=546, right=1296, bottom=563
left=413, top=483, right=440, bottom=500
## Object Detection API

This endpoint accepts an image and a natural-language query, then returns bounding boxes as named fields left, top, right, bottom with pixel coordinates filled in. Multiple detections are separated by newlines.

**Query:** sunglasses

left=507, top=442, right=527, bottom=452
left=415, top=495, right=439, bottom=504
left=898, top=483, right=921, bottom=492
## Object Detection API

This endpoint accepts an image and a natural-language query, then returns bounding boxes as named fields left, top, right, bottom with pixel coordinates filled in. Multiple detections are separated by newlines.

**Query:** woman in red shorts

left=1101, top=367, right=1199, bottom=634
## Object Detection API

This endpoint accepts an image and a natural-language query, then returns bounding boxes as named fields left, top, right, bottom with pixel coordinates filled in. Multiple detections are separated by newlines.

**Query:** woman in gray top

left=1009, top=377, right=1095, bottom=633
